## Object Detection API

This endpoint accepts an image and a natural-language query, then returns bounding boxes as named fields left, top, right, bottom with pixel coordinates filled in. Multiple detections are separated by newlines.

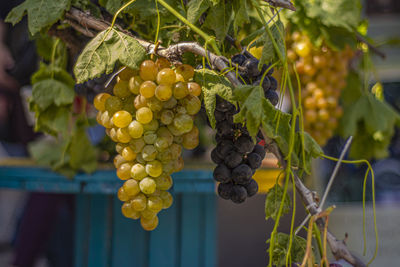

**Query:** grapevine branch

left=64, top=7, right=365, bottom=267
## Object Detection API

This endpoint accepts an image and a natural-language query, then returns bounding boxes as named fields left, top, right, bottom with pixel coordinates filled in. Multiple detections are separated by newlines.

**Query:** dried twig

left=63, top=7, right=365, bottom=267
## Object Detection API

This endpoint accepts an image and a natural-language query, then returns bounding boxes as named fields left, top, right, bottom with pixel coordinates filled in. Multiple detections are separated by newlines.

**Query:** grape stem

left=64, top=7, right=365, bottom=267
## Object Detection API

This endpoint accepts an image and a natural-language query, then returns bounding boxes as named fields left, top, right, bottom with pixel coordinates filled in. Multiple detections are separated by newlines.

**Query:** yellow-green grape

left=141, top=208, right=157, bottom=220
left=121, top=146, right=136, bottom=161
left=173, top=114, right=193, bottom=134
left=155, top=174, right=173, bottom=190
left=117, top=127, right=131, bottom=143
left=113, top=80, right=131, bottom=98
left=117, top=187, right=130, bottom=201
left=115, top=143, right=127, bottom=154
left=131, top=193, right=147, bottom=211
left=105, top=96, right=123, bottom=115
left=176, top=105, right=187, bottom=114
left=109, top=128, right=119, bottom=142
left=143, top=131, right=157, bottom=145
left=143, top=119, right=159, bottom=131
left=160, top=110, right=174, bottom=125
left=155, top=84, right=172, bottom=101
left=94, top=93, right=111, bottom=111
left=136, top=153, right=146, bottom=164
left=146, top=97, right=163, bottom=112
left=139, top=177, right=157, bottom=194
left=140, top=80, right=157, bottom=99
left=160, top=191, right=173, bottom=209
left=139, top=60, right=158, bottom=81
left=163, top=97, right=177, bottom=109
left=170, top=143, right=182, bottom=159
left=129, top=137, right=145, bottom=153
left=96, top=111, right=102, bottom=125
left=155, top=57, right=171, bottom=70
left=131, top=163, right=147, bottom=180
left=100, top=111, right=114, bottom=128
left=175, top=72, right=185, bottom=83
left=121, top=202, right=141, bottom=219
left=173, top=135, right=183, bottom=144
left=122, top=96, right=136, bottom=114
left=117, top=162, right=133, bottom=180
left=123, top=179, right=140, bottom=197
left=157, top=127, right=174, bottom=145
left=128, top=120, right=144, bottom=139
left=114, top=154, right=127, bottom=168
left=156, top=68, right=176, bottom=85
left=118, top=67, right=137, bottom=81
left=129, top=75, right=142, bottom=94
left=113, top=110, right=132, bottom=128
left=187, top=82, right=201, bottom=97
left=154, top=137, right=169, bottom=152
left=145, top=160, right=162, bottom=177
left=141, top=215, right=159, bottom=231
left=142, top=145, right=157, bottom=161
left=162, top=161, right=174, bottom=175
left=136, top=107, right=153, bottom=124
left=157, top=150, right=173, bottom=163
left=183, top=95, right=201, bottom=115
left=173, top=156, right=184, bottom=172
left=167, top=123, right=184, bottom=136
left=175, top=64, right=195, bottom=81
left=147, top=196, right=163, bottom=213
left=134, top=95, right=147, bottom=109
left=182, top=126, right=199, bottom=150
left=173, top=82, right=189, bottom=100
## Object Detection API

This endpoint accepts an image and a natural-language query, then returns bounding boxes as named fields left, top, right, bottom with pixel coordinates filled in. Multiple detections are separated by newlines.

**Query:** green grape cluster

left=94, top=58, right=201, bottom=231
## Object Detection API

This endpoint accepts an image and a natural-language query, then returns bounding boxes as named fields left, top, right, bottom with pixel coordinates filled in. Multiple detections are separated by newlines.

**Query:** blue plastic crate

left=0, top=165, right=216, bottom=267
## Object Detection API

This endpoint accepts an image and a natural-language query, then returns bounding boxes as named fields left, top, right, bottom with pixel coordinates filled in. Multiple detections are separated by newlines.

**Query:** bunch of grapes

left=286, top=31, right=354, bottom=146
left=211, top=53, right=278, bottom=203
left=232, top=52, right=280, bottom=106
left=93, top=58, right=202, bottom=231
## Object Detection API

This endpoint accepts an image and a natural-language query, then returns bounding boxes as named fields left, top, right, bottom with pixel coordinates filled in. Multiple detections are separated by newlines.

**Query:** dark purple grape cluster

left=232, top=52, right=279, bottom=106
left=211, top=96, right=266, bottom=203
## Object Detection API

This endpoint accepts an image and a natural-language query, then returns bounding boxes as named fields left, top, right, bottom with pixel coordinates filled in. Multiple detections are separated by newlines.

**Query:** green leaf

left=34, top=105, right=70, bottom=135
left=256, top=20, right=285, bottom=67
left=265, top=183, right=291, bottom=221
left=232, top=0, right=249, bottom=31
left=74, top=28, right=146, bottom=83
left=233, top=85, right=265, bottom=137
left=32, top=63, right=75, bottom=87
left=194, top=69, right=234, bottom=128
left=5, top=0, right=71, bottom=35
left=69, top=127, right=98, bottom=173
left=187, top=0, right=211, bottom=24
left=295, top=132, right=323, bottom=173
left=266, top=232, right=307, bottom=267
left=28, top=139, right=67, bottom=167
left=32, top=79, right=75, bottom=110
left=202, top=1, right=232, bottom=41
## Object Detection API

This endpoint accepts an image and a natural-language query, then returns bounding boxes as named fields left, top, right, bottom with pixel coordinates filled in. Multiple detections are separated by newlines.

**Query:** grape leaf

left=32, top=63, right=75, bottom=87
left=5, top=0, right=71, bottom=35
left=339, top=93, right=400, bottom=159
left=266, top=232, right=307, bottom=267
left=32, top=79, right=75, bottom=110
left=256, top=20, right=285, bottom=68
left=294, top=132, right=323, bottom=173
left=69, top=126, right=98, bottom=173
left=33, top=105, right=70, bottom=135
left=232, top=0, right=249, bottom=32
left=74, top=28, right=146, bottom=83
left=194, top=69, right=234, bottom=128
left=187, top=0, right=211, bottom=24
left=202, top=1, right=232, bottom=41
left=265, top=183, right=291, bottom=221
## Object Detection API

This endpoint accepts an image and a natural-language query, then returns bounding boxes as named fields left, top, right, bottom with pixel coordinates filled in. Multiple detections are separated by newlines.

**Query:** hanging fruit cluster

left=93, top=58, right=201, bottom=231
left=286, top=31, right=354, bottom=146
